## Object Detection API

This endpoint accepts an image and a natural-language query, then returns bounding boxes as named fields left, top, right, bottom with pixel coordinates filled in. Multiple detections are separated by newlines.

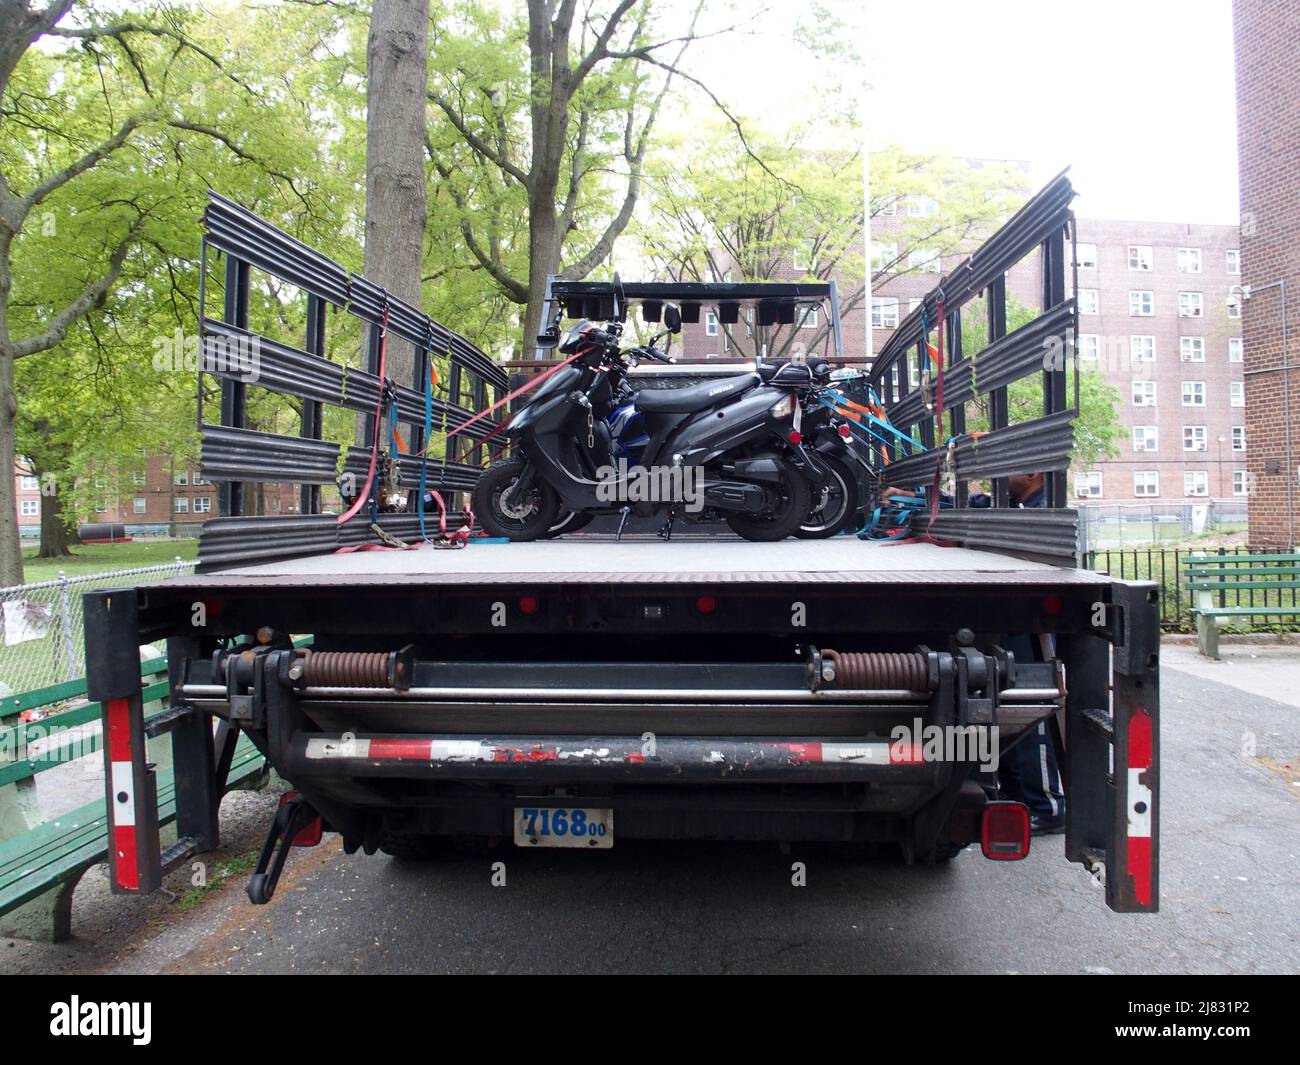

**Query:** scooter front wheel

left=472, top=457, right=563, bottom=541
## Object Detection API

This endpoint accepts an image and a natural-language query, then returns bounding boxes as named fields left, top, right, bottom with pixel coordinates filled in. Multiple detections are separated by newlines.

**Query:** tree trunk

left=0, top=353, right=20, bottom=584
left=364, top=0, right=429, bottom=395
left=36, top=479, right=76, bottom=559
left=523, top=205, right=562, bottom=358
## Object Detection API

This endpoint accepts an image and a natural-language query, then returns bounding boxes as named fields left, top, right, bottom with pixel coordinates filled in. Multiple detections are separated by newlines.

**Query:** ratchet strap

left=338, top=301, right=390, bottom=525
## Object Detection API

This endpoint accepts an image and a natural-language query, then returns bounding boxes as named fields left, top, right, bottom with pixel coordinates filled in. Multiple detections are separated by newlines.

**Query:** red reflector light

left=695, top=595, right=717, bottom=615
left=518, top=594, right=539, bottom=615
left=1041, top=594, right=1063, bottom=615
left=837, top=424, right=852, bottom=439
left=981, top=801, right=1030, bottom=861
left=280, top=792, right=323, bottom=848
left=787, top=430, right=802, bottom=445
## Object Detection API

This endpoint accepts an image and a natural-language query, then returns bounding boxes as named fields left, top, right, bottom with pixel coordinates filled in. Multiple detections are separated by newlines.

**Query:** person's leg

left=1006, top=721, right=1065, bottom=831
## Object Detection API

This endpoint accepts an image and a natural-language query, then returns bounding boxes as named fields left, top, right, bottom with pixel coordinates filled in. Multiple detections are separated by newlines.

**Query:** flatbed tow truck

left=85, top=173, right=1159, bottom=916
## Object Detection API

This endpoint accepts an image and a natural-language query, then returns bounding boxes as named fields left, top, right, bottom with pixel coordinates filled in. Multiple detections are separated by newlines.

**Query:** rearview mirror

left=664, top=303, right=682, bottom=334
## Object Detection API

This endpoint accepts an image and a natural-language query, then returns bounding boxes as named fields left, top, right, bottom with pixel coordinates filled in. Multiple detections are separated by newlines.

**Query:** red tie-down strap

left=338, top=303, right=392, bottom=525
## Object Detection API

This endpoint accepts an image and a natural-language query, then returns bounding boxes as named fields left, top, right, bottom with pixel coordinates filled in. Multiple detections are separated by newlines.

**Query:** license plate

left=514, top=807, right=613, bottom=848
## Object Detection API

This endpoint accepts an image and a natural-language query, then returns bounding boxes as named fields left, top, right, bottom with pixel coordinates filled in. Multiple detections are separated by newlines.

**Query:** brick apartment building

left=1233, top=0, right=1299, bottom=548
left=13, top=451, right=301, bottom=540
left=1069, top=219, right=1244, bottom=507
left=672, top=200, right=1245, bottom=508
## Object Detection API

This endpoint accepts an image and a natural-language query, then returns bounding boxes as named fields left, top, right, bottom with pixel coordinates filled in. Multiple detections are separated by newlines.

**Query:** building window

left=1183, top=425, right=1208, bottom=451
left=1226, top=249, right=1240, bottom=274
left=1074, top=242, right=1097, bottom=269
left=1077, top=334, right=1100, bottom=362
left=1227, top=298, right=1241, bottom=319
left=94, top=500, right=108, bottom=514
left=132, top=471, right=146, bottom=485
left=797, top=305, right=818, bottom=329
left=1232, top=426, right=1246, bottom=451
left=872, top=196, right=897, bottom=217
left=871, top=298, right=900, bottom=329
left=94, top=476, right=107, bottom=489
left=1075, top=472, right=1103, bottom=499
left=174, top=470, right=188, bottom=486
left=20, top=499, right=38, bottom=516
left=1229, top=337, right=1243, bottom=363
left=907, top=195, right=938, bottom=217
left=870, top=241, right=897, bottom=273
left=1230, top=381, right=1245, bottom=407
left=908, top=248, right=941, bottom=274
left=1177, top=247, right=1202, bottom=273
left=1132, top=380, right=1157, bottom=406
left=908, top=297, right=924, bottom=313
left=1232, top=470, right=1249, bottom=496
left=1078, top=289, right=1099, bottom=315
left=1184, top=471, right=1209, bottom=497
left=1134, top=471, right=1160, bottom=497
left=1129, top=335, right=1155, bottom=363
left=1180, top=336, right=1205, bottom=362
left=704, top=312, right=719, bottom=337
left=1128, top=245, right=1154, bottom=271
left=1181, top=381, right=1205, bottom=406
left=1129, top=290, right=1155, bottom=316
left=1132, top=425, right=1159, bottom=452
left=174, top=497, right=189, bottom=513
left=791, top=241, right=815, bottom=272
left=193, top=496, right=213, bottom=514
left=1178, top=291, right=1204, bottom=318
left=19, top=475, right=39, bottom=490
left=132, top=497, right=147, bottom=514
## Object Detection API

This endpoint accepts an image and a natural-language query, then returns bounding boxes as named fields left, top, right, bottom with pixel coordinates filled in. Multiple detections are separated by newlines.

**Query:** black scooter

left=473, top=307, right=818, bottom=542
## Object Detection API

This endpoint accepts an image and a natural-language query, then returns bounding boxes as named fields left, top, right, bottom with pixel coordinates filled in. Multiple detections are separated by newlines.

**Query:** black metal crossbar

left=195, top=192, right=505, bottom=569
left=866, top=170, right=1080, bottom=552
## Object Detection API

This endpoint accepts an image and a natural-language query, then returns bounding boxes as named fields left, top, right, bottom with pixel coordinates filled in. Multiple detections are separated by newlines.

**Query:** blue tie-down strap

left=855, top=491, right=950, bottom=540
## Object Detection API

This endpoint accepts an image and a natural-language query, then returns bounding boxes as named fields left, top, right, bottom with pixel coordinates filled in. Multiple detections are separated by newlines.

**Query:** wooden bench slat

left=1190, top=579, right=1300, bottom=587
left=1191, top=606, right=1300, bottom=617
left=0, top=680, right=173, bottom=788
left=0, top=741, right=265, bottom=906
left=1190, top=569, right=1300, bottom=579
left=1185, top=559, right=1300, bottom=566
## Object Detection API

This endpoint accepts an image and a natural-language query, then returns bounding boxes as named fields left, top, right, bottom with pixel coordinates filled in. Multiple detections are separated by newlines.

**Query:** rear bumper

left=292, top=733, right=945, bottom=784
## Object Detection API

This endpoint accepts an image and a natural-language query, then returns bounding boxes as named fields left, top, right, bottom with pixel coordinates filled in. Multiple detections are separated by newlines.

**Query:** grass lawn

left=19, top=539, right=198, bottom=585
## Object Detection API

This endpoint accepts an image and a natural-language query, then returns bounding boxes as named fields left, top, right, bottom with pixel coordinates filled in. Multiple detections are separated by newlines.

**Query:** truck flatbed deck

left=175, top=538, right=1111, bottom=587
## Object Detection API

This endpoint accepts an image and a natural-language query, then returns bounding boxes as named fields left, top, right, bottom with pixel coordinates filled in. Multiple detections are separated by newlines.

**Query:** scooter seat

left=634, top=373, right=761, bottom=413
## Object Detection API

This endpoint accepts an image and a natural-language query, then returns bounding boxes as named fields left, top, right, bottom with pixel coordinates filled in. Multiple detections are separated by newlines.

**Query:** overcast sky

left=688, top=0, right=1241, bottom=225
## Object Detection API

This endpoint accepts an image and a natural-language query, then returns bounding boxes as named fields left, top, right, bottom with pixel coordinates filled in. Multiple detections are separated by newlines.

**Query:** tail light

left=281, top=792, right=323, bottom=848
left=981, top=801, right=1030, bottom=860
left=837, top=423, right=852, bottom=439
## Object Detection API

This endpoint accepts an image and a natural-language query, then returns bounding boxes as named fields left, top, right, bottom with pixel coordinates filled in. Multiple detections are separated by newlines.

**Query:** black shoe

left=1030, top=815, right=1065, bottom=836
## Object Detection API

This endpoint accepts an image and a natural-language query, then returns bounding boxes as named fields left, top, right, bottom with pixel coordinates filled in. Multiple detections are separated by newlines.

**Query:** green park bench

left=1184, top=552, right=1300, bottom=658
left=0, top=654, right=269, bottom=942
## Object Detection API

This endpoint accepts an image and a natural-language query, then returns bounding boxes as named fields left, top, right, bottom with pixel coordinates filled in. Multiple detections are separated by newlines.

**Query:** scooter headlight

left=769, top=393, right=795, bottom=419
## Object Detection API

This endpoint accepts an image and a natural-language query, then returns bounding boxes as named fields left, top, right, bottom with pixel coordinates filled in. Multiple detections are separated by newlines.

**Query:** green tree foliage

left=0, top=1, right=355, bottom=574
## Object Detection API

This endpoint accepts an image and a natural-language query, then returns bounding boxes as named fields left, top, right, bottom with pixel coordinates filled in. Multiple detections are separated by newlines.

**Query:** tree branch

left=10, top=215, right=145, bottom=359
left=428, top=91, right=531, bottom=188
left=22, top=112, right=152, bottom=213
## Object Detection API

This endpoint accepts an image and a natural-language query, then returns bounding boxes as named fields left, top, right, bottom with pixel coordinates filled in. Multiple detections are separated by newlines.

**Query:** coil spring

left=822, top=650, right=929, bottom=691
left=299, top=650, right=391, bottom=688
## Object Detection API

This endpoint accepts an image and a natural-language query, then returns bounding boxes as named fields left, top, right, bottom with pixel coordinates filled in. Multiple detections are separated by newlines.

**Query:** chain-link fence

left=0, top=559, right=195, bottom=698
left=1077, top=502, right=1248, bottom=552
